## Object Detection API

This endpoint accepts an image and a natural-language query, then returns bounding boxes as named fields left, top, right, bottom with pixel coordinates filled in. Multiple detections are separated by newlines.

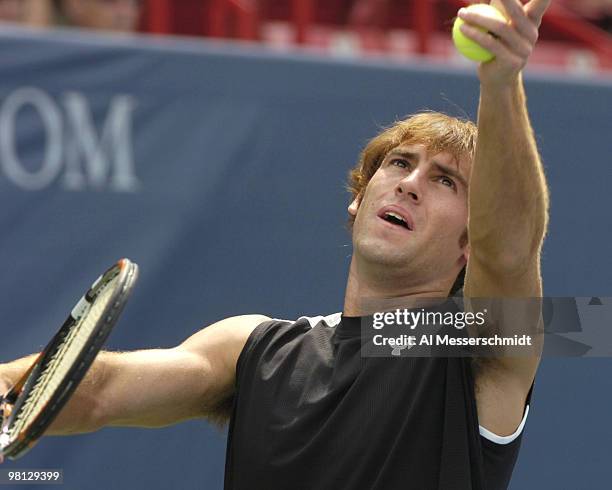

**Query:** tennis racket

left=0, top=258, right=138, bottom=460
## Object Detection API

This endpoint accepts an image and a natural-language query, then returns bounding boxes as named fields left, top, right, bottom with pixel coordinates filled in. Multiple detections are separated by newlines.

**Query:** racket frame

left=0, top=258, right=138, bottom=460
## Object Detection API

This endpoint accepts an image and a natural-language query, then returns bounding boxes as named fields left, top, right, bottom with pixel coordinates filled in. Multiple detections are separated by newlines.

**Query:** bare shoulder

left=179, top=314, right=271, bottom=378
left=174, top=314, right=271, bottom=426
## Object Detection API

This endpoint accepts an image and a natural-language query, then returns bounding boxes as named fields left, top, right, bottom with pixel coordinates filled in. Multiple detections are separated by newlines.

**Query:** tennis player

left=1, top=0, right=550, bottom=488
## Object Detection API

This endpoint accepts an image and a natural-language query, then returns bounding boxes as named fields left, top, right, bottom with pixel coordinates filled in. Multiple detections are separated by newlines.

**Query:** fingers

left=457, top=0, right=550, bottom=83
left=458, top=23, right=524, bottom=70
left=498, top=0, right=539, bottom=44
left=525, top=0, right=551, bottom=26
left=457, top=7, right=532, bottom=60
left=457, top=0, right=550, bottom=69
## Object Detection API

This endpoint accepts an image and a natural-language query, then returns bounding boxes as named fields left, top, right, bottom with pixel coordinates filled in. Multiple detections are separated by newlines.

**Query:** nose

left=395, top=172, right=421, bottom=204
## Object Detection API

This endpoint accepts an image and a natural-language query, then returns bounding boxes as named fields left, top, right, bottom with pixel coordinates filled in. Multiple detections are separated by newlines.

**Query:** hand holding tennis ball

left=452, top=4, right=508, bottom=62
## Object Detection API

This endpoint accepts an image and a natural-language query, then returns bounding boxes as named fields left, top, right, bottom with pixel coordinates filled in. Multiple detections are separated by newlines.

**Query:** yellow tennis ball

left=452, top=4, right=507, bottom=62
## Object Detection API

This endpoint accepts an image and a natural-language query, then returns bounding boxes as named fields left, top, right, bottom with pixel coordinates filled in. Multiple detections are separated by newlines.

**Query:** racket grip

left=0, top=378, right=13, bottom=445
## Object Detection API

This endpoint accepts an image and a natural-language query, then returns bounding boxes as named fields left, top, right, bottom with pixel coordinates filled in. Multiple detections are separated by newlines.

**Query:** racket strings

left=8, top=279, right=117, bottom=440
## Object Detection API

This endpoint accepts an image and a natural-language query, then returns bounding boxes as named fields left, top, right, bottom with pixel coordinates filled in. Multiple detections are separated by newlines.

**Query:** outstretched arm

left=463, top=0, right=550, bottom=267
left=459, top=0, right=551, bottom=436
left=0, top=314, right=269, bottom=437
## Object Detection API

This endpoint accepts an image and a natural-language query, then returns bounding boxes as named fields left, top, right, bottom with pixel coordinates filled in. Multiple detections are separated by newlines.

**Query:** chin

left=355, top=240, right=412, bottom=268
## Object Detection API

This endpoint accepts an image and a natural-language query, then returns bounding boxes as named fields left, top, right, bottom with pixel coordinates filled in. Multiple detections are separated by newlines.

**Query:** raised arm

left=457, top=0, right=551, bottom=436
left=460, top=0, right=550, bottom=266
left=0, top=314, right=269, bottom=436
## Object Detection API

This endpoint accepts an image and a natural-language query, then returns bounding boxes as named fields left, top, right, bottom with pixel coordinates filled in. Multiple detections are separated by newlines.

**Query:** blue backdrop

left=0, top=26, right=611, bottom=489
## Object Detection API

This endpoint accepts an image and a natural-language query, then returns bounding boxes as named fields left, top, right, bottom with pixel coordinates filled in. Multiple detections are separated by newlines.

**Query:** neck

left=343, top=256, right=453, bottom=316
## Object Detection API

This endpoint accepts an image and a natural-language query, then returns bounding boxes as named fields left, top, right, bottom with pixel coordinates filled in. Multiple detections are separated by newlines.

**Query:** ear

left=348, top=195, right=361, bottom=217
left=457, top=228, right=469, bottom=265
left=462, top=243, right=470, bottom=266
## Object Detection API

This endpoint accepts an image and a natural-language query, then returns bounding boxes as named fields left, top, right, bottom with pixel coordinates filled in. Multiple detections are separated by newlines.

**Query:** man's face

left=348, top=143, right=471, bottom=286
left=64, top=0, right=141, bottom=32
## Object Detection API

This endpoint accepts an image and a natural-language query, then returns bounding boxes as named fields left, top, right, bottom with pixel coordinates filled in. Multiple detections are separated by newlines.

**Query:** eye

left=438, top=176, right=456, bottom=189
left=389, top=158, right=408, bottom=169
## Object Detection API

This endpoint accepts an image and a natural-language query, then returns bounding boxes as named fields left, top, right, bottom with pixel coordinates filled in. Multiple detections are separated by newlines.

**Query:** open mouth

left=380, top=211, right=412, bottom=231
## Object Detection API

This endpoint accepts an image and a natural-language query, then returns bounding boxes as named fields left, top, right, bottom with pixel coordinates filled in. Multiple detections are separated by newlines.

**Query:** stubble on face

left=349, top=144, right=471, bottom=285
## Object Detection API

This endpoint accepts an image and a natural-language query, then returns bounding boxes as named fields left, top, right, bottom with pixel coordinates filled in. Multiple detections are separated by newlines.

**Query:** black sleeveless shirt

left=224, top=303, right=530, bottom=490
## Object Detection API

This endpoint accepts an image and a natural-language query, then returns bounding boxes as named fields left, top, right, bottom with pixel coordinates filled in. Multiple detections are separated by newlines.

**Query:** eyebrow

left=386, top=149, right=469, bottom=189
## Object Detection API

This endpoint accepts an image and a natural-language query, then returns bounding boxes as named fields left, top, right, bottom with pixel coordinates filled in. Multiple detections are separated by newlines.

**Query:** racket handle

left=0, top=376, right=11, bottom=421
